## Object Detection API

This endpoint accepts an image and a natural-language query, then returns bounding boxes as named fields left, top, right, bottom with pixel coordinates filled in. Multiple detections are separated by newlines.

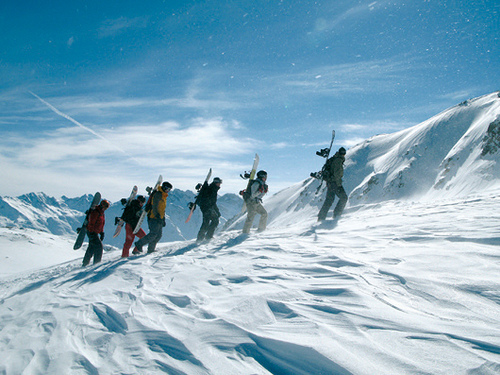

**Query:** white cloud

left=98, top=16, right=149, bottom=38
left=0, top=117, right=257, bottom=200
left=340, top=123, right=367, bottom=132
left=275, top=56, right=418, bottom=96
left=311, top=0, right=394, bottom=34
left=269, top=142, right=289, bottom=150
left=438, top=90, right=475, bottom=102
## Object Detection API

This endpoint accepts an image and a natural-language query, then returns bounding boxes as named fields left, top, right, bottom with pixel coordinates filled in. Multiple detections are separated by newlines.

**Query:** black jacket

left=197, top=182, right=220, bottom=210
left=121, top=199, right=143, bottom=228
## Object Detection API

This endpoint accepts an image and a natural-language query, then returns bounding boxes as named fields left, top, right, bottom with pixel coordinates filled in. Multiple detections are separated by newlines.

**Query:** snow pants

left=318, top=182, right=348, bottom=221
left=135, top=218, right=163, bottom=253
left=243, top=200, right=267, bottom=234
left=82, top=232, right=103, bottom=266
left=197, top=206, right=220, bottom=241
left=121, top=223, right=146, bottom=257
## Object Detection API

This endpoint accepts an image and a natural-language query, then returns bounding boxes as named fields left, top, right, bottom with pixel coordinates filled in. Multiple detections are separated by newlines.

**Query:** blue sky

left=0, top=0, right=498, bottom=201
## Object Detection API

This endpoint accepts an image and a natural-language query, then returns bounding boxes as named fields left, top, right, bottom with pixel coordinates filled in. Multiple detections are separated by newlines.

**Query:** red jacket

left=87, top=206, right=105, bottom=234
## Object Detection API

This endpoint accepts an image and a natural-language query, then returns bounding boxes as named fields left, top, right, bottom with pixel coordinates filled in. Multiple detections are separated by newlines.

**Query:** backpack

left=196, top=183, right=209, bottom=206
left=321, top=157, right=335, bottom=181
left=144, top=191, right=157, bottom=213
left=240, top=179, right=267, bottom=201
left=240, top=179, right=254, bottom=202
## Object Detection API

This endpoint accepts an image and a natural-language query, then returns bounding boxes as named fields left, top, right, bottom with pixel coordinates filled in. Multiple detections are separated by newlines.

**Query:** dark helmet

left=213, top=177, right=223, bottom=184
left=137, top=195, right=146, bottom=203
left=100, top=199, right=110, bottom=209
left=162, top=181, right=173, bottom=191
left=338, top=147, right=346, bottom=156
left=257, top=170, right=267, bottom=179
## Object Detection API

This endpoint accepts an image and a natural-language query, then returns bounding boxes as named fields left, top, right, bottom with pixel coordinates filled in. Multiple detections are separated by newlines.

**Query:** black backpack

left=321, top=157, right=334, bottom=181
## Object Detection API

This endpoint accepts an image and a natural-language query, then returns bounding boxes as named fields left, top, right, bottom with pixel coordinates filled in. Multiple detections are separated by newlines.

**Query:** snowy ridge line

left=344, top=91, right=500, bottom=203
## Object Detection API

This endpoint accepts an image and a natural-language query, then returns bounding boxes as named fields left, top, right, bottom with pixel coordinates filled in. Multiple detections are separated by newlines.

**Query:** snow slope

left=1, top=192, right=499, bottom=374
left=0, top=227, right=79, bottom=276
left=345, top=92, right=500, bottom=202
left=1, top=92, right=500, bottom=374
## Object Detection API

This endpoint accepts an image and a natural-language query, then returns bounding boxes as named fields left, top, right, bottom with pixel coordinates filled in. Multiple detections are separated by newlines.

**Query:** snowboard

left=73, top=192, right=101, bottom=250
left=133, top=175, right=162, bottom=234
left=185, top=168, right=212, bottom=223
left=113, top=185, right=138, bottom=238
left=310, top=130, right=335, bottom=193
left=240, top=153, right=259, bottom=212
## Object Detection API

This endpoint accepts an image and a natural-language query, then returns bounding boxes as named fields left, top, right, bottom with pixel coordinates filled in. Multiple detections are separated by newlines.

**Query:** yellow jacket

left=148, top=187, right=169, bottom=220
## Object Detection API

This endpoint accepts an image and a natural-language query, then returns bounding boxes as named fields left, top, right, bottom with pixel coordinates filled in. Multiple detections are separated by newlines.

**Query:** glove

left=76, top=227, right=81, bottom=234
left=162, top=217, right=166, bottom=227
left=99, top=232, right=105, bottom=241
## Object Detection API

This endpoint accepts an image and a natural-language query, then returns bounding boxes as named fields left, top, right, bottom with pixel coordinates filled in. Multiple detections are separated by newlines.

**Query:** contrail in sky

left=29, top=91, right=134, bottom=158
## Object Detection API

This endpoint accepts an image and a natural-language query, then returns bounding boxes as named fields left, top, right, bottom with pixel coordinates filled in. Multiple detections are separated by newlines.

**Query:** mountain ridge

left=0, top=190, right=242, bottom=246
left=1, top=91, right=500, bottom=238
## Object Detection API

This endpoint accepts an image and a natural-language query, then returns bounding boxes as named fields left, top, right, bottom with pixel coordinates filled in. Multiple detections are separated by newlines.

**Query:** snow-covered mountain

left=1, top=92, right=500, bottom=374
left=2, top=92, right=500, bottom=239
left=0, top=193, right=84, bottom=235
left=345, top=92, right=500, bottom=202
left=223, top=92, right=500, bottom=232
left=0, top=190, right=242, bottom=248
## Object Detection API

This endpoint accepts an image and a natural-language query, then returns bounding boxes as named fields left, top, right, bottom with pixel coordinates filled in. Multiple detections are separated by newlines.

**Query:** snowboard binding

left=316, top=148, right=330, bottom=158
left=240, top=171, right=251, bottom=179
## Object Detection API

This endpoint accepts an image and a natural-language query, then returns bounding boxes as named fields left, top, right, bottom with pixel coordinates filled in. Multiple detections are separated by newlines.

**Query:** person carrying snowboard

left=134, top=181, right=172, bottom=254
left=242, top=170, right=268, bottom=234
left=196, top=177, right=222, bottom=242
left=318, top=147, right=348, bottom=221
left=121, top=195, right=147, bottom=257
left=82, top=199, right=110, bottom=266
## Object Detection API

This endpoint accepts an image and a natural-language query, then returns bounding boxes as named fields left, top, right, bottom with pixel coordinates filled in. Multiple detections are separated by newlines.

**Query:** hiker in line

left=242, top=170, right=268, bottom=234
left=134, top=181, right=172, bottom=254
left=121, top=195, right=146, bottom=257
left=318, top=147, right=348, bottom=221
left=196, top=177, right=222, bottom=242
left=82, top=199, right=110, bottom=266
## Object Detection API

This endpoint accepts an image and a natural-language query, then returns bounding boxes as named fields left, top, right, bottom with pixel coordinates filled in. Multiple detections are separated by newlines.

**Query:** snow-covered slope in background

left=345, top=92, right=500, bottom=203
left=0, top=193, right=83, bottom=235
left=225, top=92, right=500, bottom=231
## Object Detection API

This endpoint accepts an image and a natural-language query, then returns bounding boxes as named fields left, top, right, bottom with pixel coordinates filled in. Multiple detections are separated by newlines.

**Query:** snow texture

left=0, top=92, right=500, bottom=374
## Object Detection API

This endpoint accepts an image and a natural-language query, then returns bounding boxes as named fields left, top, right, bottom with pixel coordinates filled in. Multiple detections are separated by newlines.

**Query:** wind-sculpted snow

left=1, top=192, right=500, bottom=374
